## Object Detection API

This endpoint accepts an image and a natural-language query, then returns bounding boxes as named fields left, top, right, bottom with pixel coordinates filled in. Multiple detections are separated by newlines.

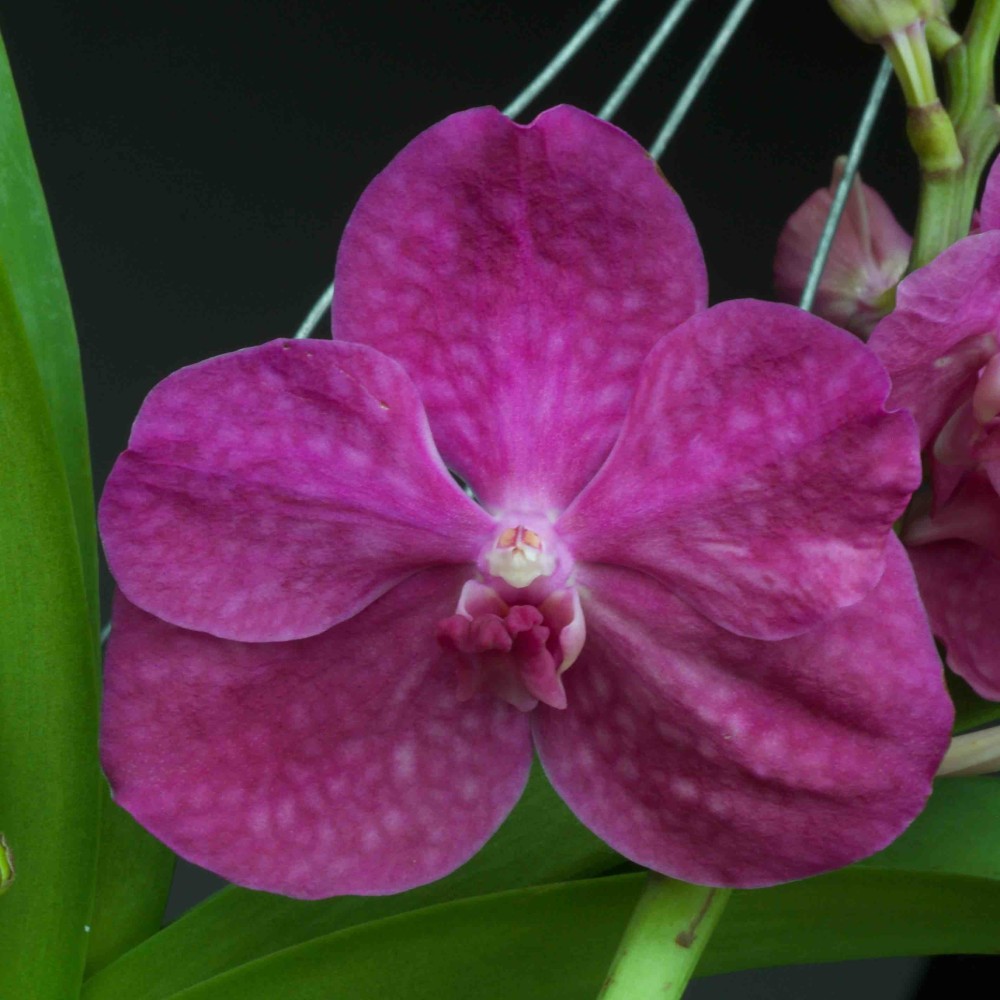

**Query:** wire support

left=648, top=0, right=758, bottom=160
left=799, top=57, right=894, bottom=312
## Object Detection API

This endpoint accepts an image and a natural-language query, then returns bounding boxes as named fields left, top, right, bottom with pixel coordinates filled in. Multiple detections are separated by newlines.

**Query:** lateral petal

left=100, top=339, right=492, bottom=641
left=559, top=299, right=918, bottom=639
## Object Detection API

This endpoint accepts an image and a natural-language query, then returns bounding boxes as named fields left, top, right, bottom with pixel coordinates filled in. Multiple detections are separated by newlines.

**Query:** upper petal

left=869, top=231, right=1000, bottom=446
left=100, top=339, right=493, bottom=641
left=533, top=540, right=952, bottom=888
left=558, top=299, right=919, bottom=640
left=333, top=105, right=707, bottom=513
left=101, top=569, right=533, bottom=899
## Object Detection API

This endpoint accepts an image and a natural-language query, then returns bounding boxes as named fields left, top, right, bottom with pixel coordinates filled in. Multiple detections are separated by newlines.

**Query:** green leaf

left=0, top=257, right=100, bottom=998
left=0, top=31, right=98, bottom=633
left=0, top=30, right=177, bottom=970
left=112, top=867, right=1000, bottom=1000
left=83, top=760, right=622, bottom=1000
left=947, top=671, right=1000, bottom=733
left=84, top=793, right=176, bottom=978
left=859, top=776, right=1000, bottom=881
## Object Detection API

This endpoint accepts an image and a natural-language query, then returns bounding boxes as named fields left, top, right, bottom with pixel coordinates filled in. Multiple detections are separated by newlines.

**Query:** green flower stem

left=911, top=0, right=1000, bottom=267
left=597, top=875, right=730, bottom=1000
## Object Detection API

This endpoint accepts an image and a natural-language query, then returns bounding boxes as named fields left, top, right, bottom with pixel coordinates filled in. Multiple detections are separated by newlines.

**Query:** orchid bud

left=774, top=157, right=912, bottom=339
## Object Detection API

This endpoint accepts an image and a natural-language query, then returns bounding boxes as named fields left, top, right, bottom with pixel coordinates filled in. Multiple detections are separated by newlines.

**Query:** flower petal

left=100, top=339, right=493, bottom=641
left=101, top=569, right=532, bottom=899
left=533, top=540, right=952, bottom=888
left=558, top=299, right=918, bottom=640
left=333, top=105, right=707, bottom=512
left=909, top=541, right=1000, bottom=700
left=869, top=231, right=1000, bottom=446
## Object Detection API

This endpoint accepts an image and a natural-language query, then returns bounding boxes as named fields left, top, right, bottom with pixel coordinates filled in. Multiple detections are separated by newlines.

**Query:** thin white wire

left=597, top=0, right=698, bottom=121
left=649, top=0, right=758, bottom=160
left=799, top=57, right=894, bottom=312
left=292, top=281, right=335, bottom=340
left=503, top=0, right=626, bottom=119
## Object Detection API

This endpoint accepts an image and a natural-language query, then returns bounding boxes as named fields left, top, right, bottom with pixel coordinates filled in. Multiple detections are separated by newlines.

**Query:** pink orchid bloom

left=870, top=157, right=1000, bottom=699
left=99, top=107, right=952, bottom=899
left=774, top=156, right=912, bottom=338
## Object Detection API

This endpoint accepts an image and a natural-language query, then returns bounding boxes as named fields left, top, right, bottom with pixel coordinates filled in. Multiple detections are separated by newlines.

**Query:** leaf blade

left=0, top=257, right=100, bottom=998
left=118, top=868, right=1000, bottom=1000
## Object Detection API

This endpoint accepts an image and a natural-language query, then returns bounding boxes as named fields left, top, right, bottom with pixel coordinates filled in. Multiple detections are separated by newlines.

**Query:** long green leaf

left=0, top=31, right=98, bottom=632
left=83, top=760, right=621, bottom=1000
left=130, top=867, right=1000, bottom=1000
left=0, top=257, right=100, bottom=998
left=859, top=776, right=1000, bottom=880
left=84, top=794, right=176, bottom=978
left=0, top=30, right=177, bottom=970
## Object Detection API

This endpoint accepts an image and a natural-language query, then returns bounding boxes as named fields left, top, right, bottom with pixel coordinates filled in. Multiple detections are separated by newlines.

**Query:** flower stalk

left=598, top=876, right=730, bottom=999
left=938, top=725, right=1000, bottom=776
left=911, top=0, right=1000, bottom=265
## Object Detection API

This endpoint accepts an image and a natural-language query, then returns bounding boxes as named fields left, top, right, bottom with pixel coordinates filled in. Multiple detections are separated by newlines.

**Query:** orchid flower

left=774, top=156, right=912, bottom=338
left=99, top=106, right=952, bottom=899
left=870, top=156, right=1000, bottom=700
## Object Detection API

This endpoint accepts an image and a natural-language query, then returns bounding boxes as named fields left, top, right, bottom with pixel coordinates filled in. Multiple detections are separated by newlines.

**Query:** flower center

left=485, top=524, right=556, bottom=588
left=437, top=516, right=583, bottom=712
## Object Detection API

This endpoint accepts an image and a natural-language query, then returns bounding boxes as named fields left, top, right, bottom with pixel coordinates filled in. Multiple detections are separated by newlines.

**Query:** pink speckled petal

left=774, top=158, right=911, bottom=338
left=534, top=539, right=952, bottom=887
left=334, top=105, right=707, bottom=512
left=101, top=569, right=532, bottom=899
left=869, top=231, right=1000, bottom=446
left=980, top=155, right=1000, bottom=231
left=559, top=299, right=919, bottom=640
left=100, top=339, right=493, bottom=641
left=909, top=541, right=1000, bottom=700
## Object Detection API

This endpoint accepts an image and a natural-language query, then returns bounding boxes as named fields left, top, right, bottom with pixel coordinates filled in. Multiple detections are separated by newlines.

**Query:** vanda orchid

left=98, top=106, right=953, bottom=899
left=8, top=3, right=1000, bottom=998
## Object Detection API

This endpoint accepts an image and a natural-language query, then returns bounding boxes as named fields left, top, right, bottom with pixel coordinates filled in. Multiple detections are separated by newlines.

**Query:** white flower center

left=485, top=525, right=557, bottom=588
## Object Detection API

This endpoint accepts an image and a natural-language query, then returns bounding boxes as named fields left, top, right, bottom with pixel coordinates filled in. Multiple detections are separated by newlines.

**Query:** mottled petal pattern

left=909, top=541, right=1000, bottom=700
left=102, top=570, right=532, bottom=898
left=100, top=339, right=493, bottom=641
left=559, top=300, right=919, bottom=639
left=334, top=105, right=707, bottom=512
left=869, top=231, right=1000, bottom=446
left=533, top=541, right=952, bottom=887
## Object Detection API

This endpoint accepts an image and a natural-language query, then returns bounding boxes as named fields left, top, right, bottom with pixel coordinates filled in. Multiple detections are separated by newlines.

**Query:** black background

left=0, top=0, right=990, bottom=995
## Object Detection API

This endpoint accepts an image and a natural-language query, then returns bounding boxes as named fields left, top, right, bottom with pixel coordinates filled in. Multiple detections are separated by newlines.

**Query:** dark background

left=0, top=0, right=988, bottom=995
